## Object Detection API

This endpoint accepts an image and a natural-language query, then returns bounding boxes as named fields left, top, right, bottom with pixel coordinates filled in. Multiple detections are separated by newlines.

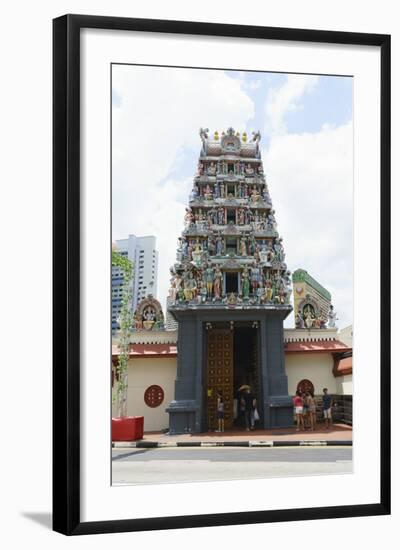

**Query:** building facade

left=112, top=235, right=159, bottom=332
left=112, top=325, right=352, bottom=432
left=166, top=128, right=294, bottom=433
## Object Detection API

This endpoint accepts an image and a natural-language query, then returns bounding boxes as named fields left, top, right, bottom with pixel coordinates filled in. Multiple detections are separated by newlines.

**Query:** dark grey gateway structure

left=167, top=128, right=293, bottom=434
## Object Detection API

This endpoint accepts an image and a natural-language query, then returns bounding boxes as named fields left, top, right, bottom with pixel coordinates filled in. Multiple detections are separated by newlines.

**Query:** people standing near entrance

left=302, top=392, right=309, bottom=429
left=305, top=391, right=316, bottom=431
left=216, top=391, right=224, bottom=432
left=322, top=388, right=333, bottom=429
left=293, top=390, right=304, bottom=431
left=243, top=387, right=256, bottom=431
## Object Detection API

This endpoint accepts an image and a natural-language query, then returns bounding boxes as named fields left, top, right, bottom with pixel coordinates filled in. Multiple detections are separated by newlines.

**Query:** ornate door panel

left=206, top=329, right=234, bottom=430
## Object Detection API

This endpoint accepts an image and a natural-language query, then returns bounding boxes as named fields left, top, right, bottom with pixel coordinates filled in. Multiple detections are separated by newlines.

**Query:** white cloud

left=112, top=65, right=255, bottom=310
left=264, top=74, right=319, bottom=136
left=264, top=120, right=353, bottom=328
left=244, top=79, right=261, bottom=91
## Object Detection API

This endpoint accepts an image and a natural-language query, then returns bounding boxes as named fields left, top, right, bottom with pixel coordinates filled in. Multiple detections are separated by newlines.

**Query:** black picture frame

left=53, top=14, right=391, bottom=536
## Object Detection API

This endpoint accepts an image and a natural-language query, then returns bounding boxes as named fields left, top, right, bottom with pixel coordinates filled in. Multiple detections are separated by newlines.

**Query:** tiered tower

left=168, top=127, right=291, bottom=307
left=166, top=128, right=294, bottom=434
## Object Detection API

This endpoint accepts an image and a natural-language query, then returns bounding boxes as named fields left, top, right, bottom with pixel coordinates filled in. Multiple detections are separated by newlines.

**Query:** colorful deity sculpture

left=215, top=234, right=224, bottom=256
left=192, top=240, right=203, bottom=267
left=184, top=274, right=197, bottom=301
left=204, top=263, right=215, bottom=299
left=250, top=263, right=261, bottom=294
left=241, top=266, right=250, bottom=299
left=250, top=186, right=261, bottom=203
left=213, top=265, right=223, bottom=299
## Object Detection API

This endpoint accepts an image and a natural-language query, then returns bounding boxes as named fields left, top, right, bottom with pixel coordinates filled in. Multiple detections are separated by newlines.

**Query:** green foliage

left=112, top=249, right=134, bottom=417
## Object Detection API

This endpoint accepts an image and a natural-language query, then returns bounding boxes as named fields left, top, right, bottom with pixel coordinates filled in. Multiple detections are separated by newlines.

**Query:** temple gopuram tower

left=166, top=128, right=293, bottom=434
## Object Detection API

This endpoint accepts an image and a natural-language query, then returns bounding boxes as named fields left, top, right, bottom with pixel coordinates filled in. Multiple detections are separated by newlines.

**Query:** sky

left=112, top=65, right=353, bottom=329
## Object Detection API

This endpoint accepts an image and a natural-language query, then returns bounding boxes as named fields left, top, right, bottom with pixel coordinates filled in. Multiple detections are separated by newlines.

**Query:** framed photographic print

left=53, top=15, right=390, bottom=535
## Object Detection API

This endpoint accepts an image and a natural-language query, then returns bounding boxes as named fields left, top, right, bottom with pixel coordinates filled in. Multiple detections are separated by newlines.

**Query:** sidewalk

left=113, top=422, right=352, bottom=448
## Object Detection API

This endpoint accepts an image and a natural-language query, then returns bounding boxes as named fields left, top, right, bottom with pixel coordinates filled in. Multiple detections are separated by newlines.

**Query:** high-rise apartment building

left=112, top=235, right=158, bottom=332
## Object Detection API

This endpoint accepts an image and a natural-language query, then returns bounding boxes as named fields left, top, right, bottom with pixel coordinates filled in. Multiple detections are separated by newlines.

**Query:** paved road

left=112, top=446, right=352, bottom=485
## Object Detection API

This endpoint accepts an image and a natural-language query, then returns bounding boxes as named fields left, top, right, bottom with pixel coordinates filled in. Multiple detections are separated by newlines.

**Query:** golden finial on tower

left=242, top=132, right=247, bottom=142
left=214, top=130, right=219, bottom=141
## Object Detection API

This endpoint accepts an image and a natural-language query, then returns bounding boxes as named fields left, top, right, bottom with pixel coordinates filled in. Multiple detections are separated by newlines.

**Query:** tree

left=112, top=249, right=133, bottom=417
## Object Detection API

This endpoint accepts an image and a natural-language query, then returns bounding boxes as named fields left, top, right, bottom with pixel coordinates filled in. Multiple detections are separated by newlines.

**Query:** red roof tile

left=112, top=343, right=177, bottom=358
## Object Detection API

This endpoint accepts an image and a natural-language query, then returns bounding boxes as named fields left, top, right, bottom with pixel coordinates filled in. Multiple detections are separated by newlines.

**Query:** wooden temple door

left=206, top=329, right=234, bottom=430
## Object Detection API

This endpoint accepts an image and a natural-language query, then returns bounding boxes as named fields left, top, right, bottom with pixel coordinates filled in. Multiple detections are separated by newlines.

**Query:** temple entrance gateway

left=205, top=324, right=260, bottom=431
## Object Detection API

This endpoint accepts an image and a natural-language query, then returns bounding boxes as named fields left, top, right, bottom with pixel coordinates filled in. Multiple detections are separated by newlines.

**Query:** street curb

left=112, top=439, right=352, bottom=449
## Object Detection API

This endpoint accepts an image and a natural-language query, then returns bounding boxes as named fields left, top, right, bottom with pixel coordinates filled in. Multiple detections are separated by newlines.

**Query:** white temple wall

left=115, top=352, right=351, bottom=431
left=113, top=357, right=177, bottom=432
left=285, top=353, right=336, bottom=396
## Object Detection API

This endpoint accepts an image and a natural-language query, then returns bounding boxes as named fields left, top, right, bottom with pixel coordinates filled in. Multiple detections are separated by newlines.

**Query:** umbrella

left=238, top=384, right=251, bottom=391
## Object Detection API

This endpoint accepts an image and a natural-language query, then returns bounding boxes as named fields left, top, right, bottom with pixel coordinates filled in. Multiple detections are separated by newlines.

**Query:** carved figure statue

left=207, top=235, right=215, bottom=255
left=184, top=208, right=194, bottom=228
left=327, top=305, right=338, bottom=328
left=200, top=281, right=207, bottom=303
left=204, top=184, right=213, bottom=200
left=187, top=240, right=194, bottom=261
left=208, top=162, right=216, bottom=175
left=250, top=186, right=261, bottom=203
left=249, top=236, right=257, bottom=256
left=204, top=263, right=215, bottom=299
left=192, top=240, right=203, bottom=267
left=259, top=242, right=268, bottom=264
left=199, top=128, right=209, bottom=155
left=241, top=267, right=250, bottom=299
left=220, top=183, right=226, bottom=198
left=240, top=236, right=247, bottom=256
left=267, top=212, right=276, bottom=230
left=263, top=187, right=271, bottom=204
left=189, top=183, right=199, bottom=201
left=217, top=207, right=225, bottom=225
left=245, top=163, right=254, bottom=175
left=250, top=263, right=261, bottom=294
left=276, top=285, right=286, bottom=305
left=244, top=206, right=252, bottom=225
left=169, top=269, right=182, bottom=302
left=215, top=235, right=224, bottom=256
left=262, top=278, right=273, bottom=303
left=213, top=266, right=223, bottom=299
left=296, top=310, right=305, bottom=328
left=184, top=274, right=197, bottom=301
left=238, top=208, right=245, bottom=225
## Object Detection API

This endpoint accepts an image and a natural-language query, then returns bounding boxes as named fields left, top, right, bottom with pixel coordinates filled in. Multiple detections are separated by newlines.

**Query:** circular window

left=144, top=385, right=164, bottom=408
left=297, top=379, right=315, bottom=395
